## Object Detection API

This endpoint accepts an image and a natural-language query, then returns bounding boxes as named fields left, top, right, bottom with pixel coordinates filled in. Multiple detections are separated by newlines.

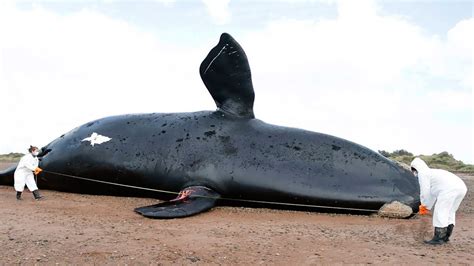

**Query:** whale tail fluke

left=134, top=186, right=220, bottom=219
left=200, top=33, right=255, bottom=119
left=0, top=164, right=17, bottom=186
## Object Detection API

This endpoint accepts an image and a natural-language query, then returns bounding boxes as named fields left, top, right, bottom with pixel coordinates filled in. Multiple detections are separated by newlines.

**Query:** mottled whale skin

left=0, top=33, right=420, bottom=218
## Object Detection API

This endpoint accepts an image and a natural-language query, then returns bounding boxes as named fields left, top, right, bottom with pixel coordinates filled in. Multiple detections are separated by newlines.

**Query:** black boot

left=32, top=190, right=43, bottom=200
left=445, top=224, right=454, bottom=242
left=424, top=227, right=447, bottom=245
left=16, top=191, right=22, bottom=200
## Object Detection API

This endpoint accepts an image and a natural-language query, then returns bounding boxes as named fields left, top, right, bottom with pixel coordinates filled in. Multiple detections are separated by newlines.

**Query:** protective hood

left=410, top=157, right=430, bottom=173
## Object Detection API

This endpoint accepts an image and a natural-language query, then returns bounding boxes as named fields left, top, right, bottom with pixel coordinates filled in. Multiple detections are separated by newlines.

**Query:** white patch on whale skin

left=82, top=132, right=111, bottom=147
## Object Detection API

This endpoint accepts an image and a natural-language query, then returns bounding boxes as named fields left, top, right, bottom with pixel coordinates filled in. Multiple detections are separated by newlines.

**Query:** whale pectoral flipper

left=134, top=186, right=220, bottom=219
left=200, top=33, right=255, bottom=118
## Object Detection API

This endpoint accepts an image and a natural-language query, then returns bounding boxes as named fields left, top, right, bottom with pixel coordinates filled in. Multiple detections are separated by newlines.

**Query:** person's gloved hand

left=34, top=167, right=42, bottom=175
left=419, top=204, right=429, bottom=215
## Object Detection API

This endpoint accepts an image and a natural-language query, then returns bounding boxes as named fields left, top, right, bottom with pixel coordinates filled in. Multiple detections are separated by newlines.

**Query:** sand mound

left=378, top=201, right=413, bottom=218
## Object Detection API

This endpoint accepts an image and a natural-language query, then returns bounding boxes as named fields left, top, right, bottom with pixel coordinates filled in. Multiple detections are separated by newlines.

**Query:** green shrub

left=380, top=150, right=473, bottom=174
left=0, top=153, right=24, bottom=162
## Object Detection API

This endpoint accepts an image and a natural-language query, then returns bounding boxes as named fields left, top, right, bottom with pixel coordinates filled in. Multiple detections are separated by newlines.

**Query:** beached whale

left=0, top=33, right=420, bottom=218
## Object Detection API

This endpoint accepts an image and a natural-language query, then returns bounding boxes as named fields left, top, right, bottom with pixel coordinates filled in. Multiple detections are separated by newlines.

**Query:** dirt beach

left=1, top=162, right=473, bottom=265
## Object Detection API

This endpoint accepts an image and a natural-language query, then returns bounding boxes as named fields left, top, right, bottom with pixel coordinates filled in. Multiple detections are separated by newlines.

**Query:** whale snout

left=0, top=164, right=17, bottom=186
left=38, top=148, right=52, bottom=158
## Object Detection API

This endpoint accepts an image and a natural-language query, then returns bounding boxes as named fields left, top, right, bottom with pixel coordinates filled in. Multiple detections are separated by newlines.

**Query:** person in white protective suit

left=14, top=145, right=43, bottom=200
left=410, top=157, right=467, bottom=245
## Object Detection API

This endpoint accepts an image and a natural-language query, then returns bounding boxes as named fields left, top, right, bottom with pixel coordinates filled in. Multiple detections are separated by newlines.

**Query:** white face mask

left=32, top=150, right=39, bottom=156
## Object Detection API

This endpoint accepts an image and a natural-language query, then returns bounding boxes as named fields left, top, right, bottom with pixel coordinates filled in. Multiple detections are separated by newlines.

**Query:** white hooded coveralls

left=411, top=158, right=467, bottom=227
left=14, top=153, right=39, bottom=192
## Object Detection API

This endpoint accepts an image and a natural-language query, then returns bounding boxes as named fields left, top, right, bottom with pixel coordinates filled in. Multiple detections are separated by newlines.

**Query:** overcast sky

left=0, top=0, right=472, bottom=163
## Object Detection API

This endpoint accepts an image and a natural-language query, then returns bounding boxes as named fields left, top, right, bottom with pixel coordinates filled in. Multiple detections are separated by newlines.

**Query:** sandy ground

left=1, top=162, right=473, bottom=265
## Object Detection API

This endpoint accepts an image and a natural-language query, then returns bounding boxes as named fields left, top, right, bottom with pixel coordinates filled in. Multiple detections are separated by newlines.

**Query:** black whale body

left=0, top=33, right=420, bottom=218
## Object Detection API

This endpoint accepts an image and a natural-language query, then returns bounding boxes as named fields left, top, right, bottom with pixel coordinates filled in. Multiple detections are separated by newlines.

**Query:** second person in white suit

left=410, top=157, right=467, bottom=245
